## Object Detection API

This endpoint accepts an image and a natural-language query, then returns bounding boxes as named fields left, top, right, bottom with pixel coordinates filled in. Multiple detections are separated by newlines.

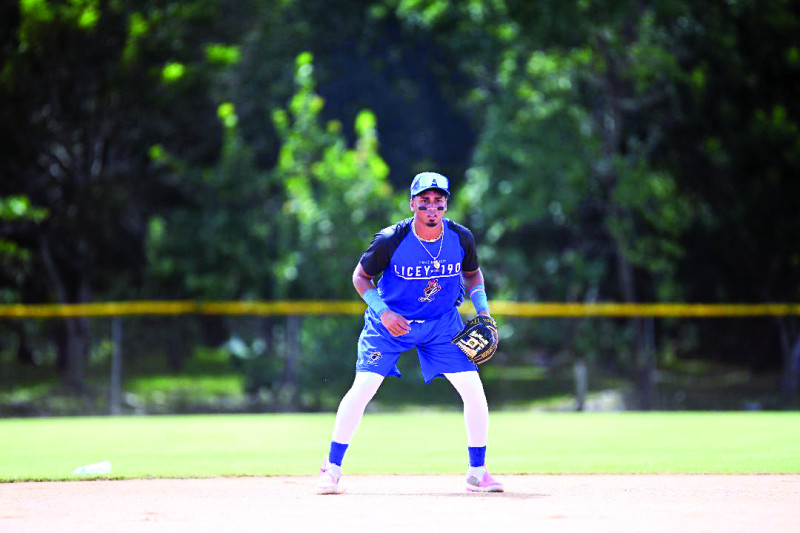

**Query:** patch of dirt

left=1, top=475, right=798, bottom=532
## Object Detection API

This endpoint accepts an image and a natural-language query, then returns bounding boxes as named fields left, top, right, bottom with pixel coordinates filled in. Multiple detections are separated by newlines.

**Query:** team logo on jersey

left=418, top=279, right=442, bottom=302
left=365, top=351, right=382, bottom=365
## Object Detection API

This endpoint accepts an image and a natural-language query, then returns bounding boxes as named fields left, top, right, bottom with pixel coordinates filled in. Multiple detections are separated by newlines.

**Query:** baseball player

left=316, top=171, right=503, bottom=494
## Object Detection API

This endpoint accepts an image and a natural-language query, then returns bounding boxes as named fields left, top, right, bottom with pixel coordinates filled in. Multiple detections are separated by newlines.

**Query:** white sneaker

left=316, top=461, right=342, bottom=495
left=466, top=466, right=504, bottom=492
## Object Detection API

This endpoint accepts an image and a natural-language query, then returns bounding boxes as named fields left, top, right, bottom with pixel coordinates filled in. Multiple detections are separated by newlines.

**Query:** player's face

left=411, top=190, right=448, bottom=227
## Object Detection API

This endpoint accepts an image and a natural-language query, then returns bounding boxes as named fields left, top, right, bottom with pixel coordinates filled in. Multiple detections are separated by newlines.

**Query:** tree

left=271, top=52, right=396, bottom=299
left=663, top=1, right=800, bottom=399
left=392, top=1, right=694, bottom=407
left=234, top=0, right=477, bottom=189
left=0, top=195, right=48, bottom=366
left=271, top=52, right=397, bottom=407
left=145, top=102, right=277, bottom=302
left=144, top=52, right=397, bottom=407
left=0, top=0, right=253, bottom=388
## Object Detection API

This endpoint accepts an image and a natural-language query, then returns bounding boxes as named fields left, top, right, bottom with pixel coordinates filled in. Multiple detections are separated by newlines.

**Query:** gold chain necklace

left=412, top=222, right=445, bottom=269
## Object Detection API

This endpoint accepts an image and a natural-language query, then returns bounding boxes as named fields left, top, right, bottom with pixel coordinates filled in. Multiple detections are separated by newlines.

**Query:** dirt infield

left=2, top=475, right=798, bottom=532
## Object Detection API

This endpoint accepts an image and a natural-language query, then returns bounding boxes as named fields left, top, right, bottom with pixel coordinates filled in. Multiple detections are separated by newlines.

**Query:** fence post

left=283, top=314, right=301, bottom=409
left=109, top=316, right=122, bottom=415
left=573, top=358, right=588, bottom=411
left=641, top=317, right=656, bottom=409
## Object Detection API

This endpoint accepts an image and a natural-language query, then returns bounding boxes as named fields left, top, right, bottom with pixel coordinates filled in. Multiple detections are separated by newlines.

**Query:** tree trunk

left=777, top=317, right=799, bottom=404
left=13, top=323, right=36, bottom=365
left=597, top=28, right=653, bottom=411
left=108, top=317, right=123, bottom=415
left=791, top=334, right=800, bottom=402
left=63, top=317, right=88, bottom=391
left=40, top=235, right=89, bottom=391
left=641, top=317, right=656, bottom=409
left=281, top=315, right=302, bottom=410
left=614, top=238, right=652, bottom=410
left=261, top=316, right=275, bottom=355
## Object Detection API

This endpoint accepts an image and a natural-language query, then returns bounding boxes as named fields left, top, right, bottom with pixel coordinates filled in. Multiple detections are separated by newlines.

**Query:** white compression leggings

left=330, top=371, right=489, bottom=447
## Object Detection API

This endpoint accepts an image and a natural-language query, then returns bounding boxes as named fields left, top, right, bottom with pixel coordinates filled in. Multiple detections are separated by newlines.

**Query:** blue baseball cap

left=410, top=172, right=450, bottom=197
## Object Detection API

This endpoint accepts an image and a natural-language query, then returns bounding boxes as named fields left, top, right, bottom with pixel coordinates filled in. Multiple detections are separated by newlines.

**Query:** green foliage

left=0, top=196, right=48, bottom=222
left=0, top=195, right=48, bottom=299
left=226, top=336, right=280, bottom=397
left=2, top=0, right=799, bottom=406
left=609, top=162, right=693, bottom=301
left=18, top=0, right=100, bottom=42
left=2, top=0, right=254, bottom=304
left=145, top=102, right=275, bottom=300
left=205, top=43, right=241, bottom=65
left=267, top=53, right=397, bottom=402
left=161, top=61, right=186, bottom=82
left=271, top=52, right=395, bottom=299
left=144, top=52, right=396, bottom=400
left=668, top=0, right=800, bottom=305
left=145, top=50, right=395, bottom=304
left=440, top=1, right=705, bottom=373
left=296, top=316, right=364, bottom=407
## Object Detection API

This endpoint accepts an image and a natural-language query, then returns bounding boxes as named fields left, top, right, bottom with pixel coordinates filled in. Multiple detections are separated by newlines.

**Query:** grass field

left=1, top=411, right=799, bottom=482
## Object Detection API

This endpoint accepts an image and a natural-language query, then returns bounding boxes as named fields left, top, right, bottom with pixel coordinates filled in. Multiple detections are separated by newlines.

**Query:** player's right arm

left=353, top=263, right=411, bottom=337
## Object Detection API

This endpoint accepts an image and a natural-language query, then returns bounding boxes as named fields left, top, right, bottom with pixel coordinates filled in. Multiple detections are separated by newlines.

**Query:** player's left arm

left=462, top=268, right=490, bottom=317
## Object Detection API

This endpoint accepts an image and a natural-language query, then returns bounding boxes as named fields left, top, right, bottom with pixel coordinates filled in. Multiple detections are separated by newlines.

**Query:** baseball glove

left=452, top=315, right=499, bottom=365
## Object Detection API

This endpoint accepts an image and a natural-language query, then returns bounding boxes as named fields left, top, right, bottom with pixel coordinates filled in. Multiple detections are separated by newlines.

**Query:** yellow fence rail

left=1, top=301, right=799, bottom=318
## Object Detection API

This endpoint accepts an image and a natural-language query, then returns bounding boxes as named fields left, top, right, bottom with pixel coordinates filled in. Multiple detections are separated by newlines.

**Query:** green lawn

left=1, top=412, right=799, bottom=481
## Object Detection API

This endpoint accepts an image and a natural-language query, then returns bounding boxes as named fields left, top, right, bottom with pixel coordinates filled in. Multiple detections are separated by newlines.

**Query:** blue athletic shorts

left=356, top=307, right=478, bottom=383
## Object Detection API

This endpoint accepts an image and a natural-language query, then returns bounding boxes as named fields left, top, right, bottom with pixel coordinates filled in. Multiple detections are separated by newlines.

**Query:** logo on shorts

left=366, top=351, right=382, bottom=365
left=418, top=279, right=442, bottom=302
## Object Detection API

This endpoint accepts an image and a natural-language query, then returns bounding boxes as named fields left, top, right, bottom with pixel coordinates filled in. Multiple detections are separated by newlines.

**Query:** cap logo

left=410, top=171, right=449, bottom=197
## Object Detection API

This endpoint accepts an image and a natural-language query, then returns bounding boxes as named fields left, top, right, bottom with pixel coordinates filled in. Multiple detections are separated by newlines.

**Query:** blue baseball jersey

left=359, top=218, right=479, bottom=320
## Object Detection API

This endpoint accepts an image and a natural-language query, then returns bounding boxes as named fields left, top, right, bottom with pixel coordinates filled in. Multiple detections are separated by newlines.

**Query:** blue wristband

left=362, top=288, right=389, bottom=317
left=468, top=284, right=490, bottom=315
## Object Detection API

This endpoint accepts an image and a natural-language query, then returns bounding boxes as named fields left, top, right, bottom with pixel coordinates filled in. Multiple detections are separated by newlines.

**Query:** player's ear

left=409, top=198, right=414, bottom=212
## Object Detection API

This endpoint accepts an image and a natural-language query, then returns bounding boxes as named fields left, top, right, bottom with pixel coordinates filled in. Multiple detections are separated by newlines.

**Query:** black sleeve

left=448, top=220, right=480, bottom=272
left=359, top=219, right=412, bottom=277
